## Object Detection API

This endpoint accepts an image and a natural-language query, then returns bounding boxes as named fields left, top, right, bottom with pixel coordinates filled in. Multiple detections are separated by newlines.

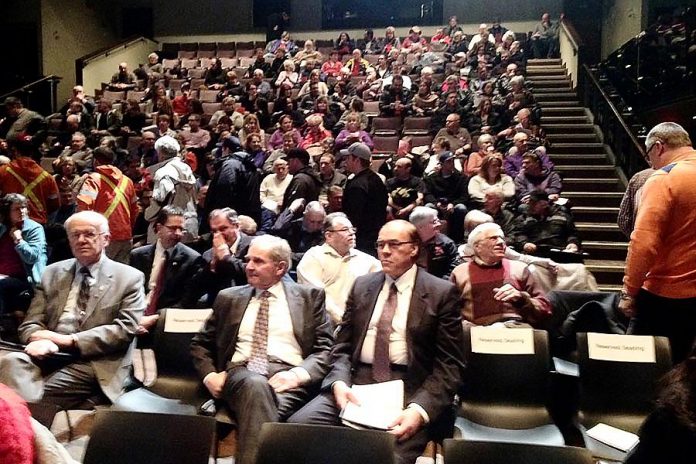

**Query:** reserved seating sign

left=470, top=326, right=535, bottom=355
left=164, top=308, right=213, bottom=333
left=587, top=333, right=656, bottom=363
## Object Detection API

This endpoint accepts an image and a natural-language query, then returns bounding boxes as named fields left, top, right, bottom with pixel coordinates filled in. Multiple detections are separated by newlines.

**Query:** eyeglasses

left=644, top=140, right=660, bottom=160
left=162, top=224, right=185, bottom=232
left=328, top=227, right=356, bottom=234
left=375, top=240, right=416, bottom=250
left=68, top=231, right=105, bottom=241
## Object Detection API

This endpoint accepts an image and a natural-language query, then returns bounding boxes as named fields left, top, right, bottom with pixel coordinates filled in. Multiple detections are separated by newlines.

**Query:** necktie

left=145, top=251, right=168, bottom=316
left=373, top=283, right=398, bottom=382
left=77, top=267, right=92, bottom=325
left=247, top=290, right=272, bottom=375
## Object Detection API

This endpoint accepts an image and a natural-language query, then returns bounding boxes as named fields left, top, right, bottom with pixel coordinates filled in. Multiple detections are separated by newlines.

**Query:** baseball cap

left=439, top=151, right=455, bottom=163
left=339, top=142, right=372, bottom=161
left=282, top=148, right=310, bottom=164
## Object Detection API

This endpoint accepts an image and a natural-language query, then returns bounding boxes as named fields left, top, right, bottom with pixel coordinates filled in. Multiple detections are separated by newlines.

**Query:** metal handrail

left=579, top=64, right=648, bottom=178
left=0, top=75, right=62, bottom=115
left=80, top=36, right=156, bottom=66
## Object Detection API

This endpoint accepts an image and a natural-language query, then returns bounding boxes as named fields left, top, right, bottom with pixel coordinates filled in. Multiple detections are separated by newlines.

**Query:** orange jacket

left=0, top=157, right=59, bottom=224
left=77, top=165, right=138, bottom=240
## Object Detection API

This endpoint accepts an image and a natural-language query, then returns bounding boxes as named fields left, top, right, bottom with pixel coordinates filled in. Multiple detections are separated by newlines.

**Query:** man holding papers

left=291, top=220, right=465, bottom=464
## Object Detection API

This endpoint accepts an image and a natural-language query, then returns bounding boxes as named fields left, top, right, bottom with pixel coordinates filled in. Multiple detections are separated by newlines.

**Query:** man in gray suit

left=0, top=211, right=144, bottom=408
left=191, top=234, right=334, bottom=464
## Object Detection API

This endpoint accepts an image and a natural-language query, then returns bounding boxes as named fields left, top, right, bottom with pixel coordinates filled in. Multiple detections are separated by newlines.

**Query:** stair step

left=528, top=75, right=570, bottom=81
left=527, top=67, right=566, bottom=75
left=528, top=58, right=562, bottom=65
left=538, top=100, right=581, bottom=107
left=530, top=80, right=572, bottom=89
left=541, top=116, right=590, bottom=124
left=556, top=165, right=617, bottom=178
left=541, top=107, right=587, bottom=116
left=577, top=223, right=626, bottom=242
left=543, top=124, right=595, bottom=134
left=550, top=154, right=610, bottom=165
left=583, top=240, right=628, bottom=261
left=563, top=178, right=624, bottom=192
left=550, top=143, right=605, bottom=154
left=563, top=192, right=624, bottom=207
left=584, top=259, right=626, bottom=285
left=535, top=93, right=578, bottom=101
left=571, top=206, right=620, bottom=223
left=547, top=134, right=601, bottom=143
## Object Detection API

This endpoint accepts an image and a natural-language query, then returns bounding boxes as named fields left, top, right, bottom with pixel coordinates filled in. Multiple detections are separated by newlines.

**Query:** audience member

left=513, top=152, right=562, bottom=204
left=271, top=201, right=326, bottom=267
left=109, top=62, right=138, bottom=91
left=410, top=206, right=458, bottom=279
left=468, top=152, right=515, bottom=208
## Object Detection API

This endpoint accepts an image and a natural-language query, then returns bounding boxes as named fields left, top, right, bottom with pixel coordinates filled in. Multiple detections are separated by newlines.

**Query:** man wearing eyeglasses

left=297, top=213, right=381, bottom=324
left=0, top=211, right=145, bottom=409
left=620, top=122, right=696, bottom=362
left=291, top=220, right=464, bottom=464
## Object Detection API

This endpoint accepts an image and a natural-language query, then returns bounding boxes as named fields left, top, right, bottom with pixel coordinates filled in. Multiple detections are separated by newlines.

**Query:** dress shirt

left=260, top=173, right=293, bottom=213
left=360, top=264, right=417, bottom=365
left=297, top=244, right=381, bottom=323
left=231, top=281, right=310, bottom=382
left=55, top=253, right=105, bottom=334
left=146, top=240, right=173, bottom=305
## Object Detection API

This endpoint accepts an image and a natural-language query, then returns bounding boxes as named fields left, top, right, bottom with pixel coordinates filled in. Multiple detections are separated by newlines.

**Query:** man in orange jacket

left=0, top=137, right=59, bottom=225
left=77, top=147, right=138, bottom=263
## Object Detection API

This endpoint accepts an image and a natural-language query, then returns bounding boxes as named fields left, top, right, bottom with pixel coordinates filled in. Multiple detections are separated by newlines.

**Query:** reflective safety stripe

left=5, top=167, right=48, bottom=213
left=99, top=175, right=131, bottom=220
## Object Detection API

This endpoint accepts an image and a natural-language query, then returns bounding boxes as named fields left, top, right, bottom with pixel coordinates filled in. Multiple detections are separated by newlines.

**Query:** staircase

left=527, top=59, right=627, bottom=291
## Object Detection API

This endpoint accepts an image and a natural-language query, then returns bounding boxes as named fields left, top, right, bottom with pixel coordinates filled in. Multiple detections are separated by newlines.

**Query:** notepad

left=586, top=423, right=639, bottom=452
left=340, top=380, right=404, bottom=431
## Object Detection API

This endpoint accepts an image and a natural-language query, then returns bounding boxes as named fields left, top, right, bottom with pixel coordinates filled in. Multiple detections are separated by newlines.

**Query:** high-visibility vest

left=4, top=166, right=49, bottom=213
left=99, top=174, right=132, bottom=220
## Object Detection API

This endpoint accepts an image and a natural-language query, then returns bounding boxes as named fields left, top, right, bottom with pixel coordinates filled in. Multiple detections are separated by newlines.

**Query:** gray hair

left=154, top=135, right=180, bottom=159
left=409, top=206, right=437, bottom=227
left=478, top=133, right=494, bottom=145
left=65, top=211, right=110, bottom=235
left=250, top=235, right=292, bottom=270
left=323, top=212, right=349, bottom=232
left=304, top=201, right=326, bottom=216
left=209, top=207, right=239, bottom=225
left=467, top=222, right=503, bottom=248
left=464, top=210, right=493, bottom=232
left=646, top=122, right=692, bottom=149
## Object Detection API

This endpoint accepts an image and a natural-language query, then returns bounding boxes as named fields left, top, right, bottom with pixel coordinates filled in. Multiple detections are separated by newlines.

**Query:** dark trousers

left=0, top=276, right=32, bottom=314
left=631, top=289, right=696, bottom=363
left=288, top=364, right=435, bottom=464
left=223, top=362, right=315, bottom=464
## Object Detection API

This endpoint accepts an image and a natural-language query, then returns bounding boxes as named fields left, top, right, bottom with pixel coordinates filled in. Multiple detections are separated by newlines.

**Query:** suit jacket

left=129, top=241, right=206, bottom=310
left=324, top=268, right=464, bottom=422
left=198, top=232, right=253, bottom=306
left=190, top=280, right=334, bottom=384
left=18, top=257, right=145, bottom=402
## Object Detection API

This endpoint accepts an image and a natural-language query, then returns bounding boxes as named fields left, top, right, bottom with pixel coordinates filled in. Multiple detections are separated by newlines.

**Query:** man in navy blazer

left=290, top=220, right=465, bottom=464
left=191, top=234, right=333, bottom=464
left=129, top=205, right=205, bottom=328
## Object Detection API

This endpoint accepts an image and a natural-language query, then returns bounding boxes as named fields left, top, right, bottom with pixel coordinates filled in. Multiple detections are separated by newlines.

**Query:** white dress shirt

left=55, top=253, right=105, bottom=334
left=231, top=281, right=310, bottom=382
left=359, top=264, right=418, bottom=365
left=297, top=244, right=381, bottom=324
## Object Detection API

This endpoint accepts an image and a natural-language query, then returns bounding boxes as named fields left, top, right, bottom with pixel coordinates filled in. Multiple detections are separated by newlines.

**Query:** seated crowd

left=0, top=15, right=628, bottom=464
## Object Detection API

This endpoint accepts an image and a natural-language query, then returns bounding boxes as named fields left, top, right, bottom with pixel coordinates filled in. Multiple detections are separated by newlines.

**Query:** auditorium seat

left=443, top=440, right=593, bottom=464
left=402, top=116, right=432, bottom=135
left=198, top=89, right=219, bottom=103
left=371, top=117, right=401, bottom=136
left=180, top=58, right=199, bottom=69
left=372, top=135, right=400, bottom=155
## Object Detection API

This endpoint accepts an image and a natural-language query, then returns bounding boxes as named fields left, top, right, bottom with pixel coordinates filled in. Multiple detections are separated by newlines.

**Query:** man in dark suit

left=0, top=211, right=145, bottom=408
left=191, top=234, right=334, bottom=464
left=290, top=220, right=465, bottom=464
left=129, top=205, right=205, bottom=332
left=195, top=207, right=253, bottom=306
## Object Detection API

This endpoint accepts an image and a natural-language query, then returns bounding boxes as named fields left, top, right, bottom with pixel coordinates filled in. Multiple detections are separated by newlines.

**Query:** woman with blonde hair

left=239, top=113, right=266, bottom=146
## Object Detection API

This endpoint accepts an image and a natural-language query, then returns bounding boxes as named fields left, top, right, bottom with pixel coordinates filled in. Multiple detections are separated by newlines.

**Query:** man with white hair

left=468, top=23, right=496, bottom=51
left=450, top=222, right=551, bottom=327
left=0, top=211, right=145, bottom=407
left=145, top=135, right=198, bottom=243
left=191, top=234, right=333, bottom=464
left=409, top=206, right=458, bottom=279
left=297, top=213, right=381, bottom=324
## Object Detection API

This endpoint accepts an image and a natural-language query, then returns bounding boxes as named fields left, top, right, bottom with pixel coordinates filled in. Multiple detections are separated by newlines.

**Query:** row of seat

left=83, top=411, right=595, bottom=464
left=111, top=309, right=671, bottom=462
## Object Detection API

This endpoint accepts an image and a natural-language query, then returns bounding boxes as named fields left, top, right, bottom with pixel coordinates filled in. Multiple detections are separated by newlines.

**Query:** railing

left=579, top=64, right=648, bottom=178
left=0, top=75, right=62, bottom=116
left=558, top=19, right=584, bottom=89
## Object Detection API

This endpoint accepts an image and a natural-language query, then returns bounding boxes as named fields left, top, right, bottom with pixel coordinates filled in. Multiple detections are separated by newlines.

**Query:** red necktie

left=145, top=251, right=168, bottom=316
left=372, top=283, right=398, bottom=382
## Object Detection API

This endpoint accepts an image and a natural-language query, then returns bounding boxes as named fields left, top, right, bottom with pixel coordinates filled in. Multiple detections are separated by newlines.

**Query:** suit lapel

left=354, top=273, right=385, bottom=364
left=405, top=269, right=428, bottom=364
left=283, top=281, right=305, bottom=348
left=84, top=259, right=115, bottom=322
left=222, top=285, right=254, bottom=365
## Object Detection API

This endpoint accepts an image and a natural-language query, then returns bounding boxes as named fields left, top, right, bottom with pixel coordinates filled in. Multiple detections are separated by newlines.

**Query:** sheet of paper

left=553, top=357, right=580, bottom=377
left=164, top=308, right=212, bottom=333
left=470, top=326, right=535, bottom=355
left=586, top=423, right=639, bottom=452
left=340, top=380, right=404, bottom=430
left=587, top=333, right=656, bottom=363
